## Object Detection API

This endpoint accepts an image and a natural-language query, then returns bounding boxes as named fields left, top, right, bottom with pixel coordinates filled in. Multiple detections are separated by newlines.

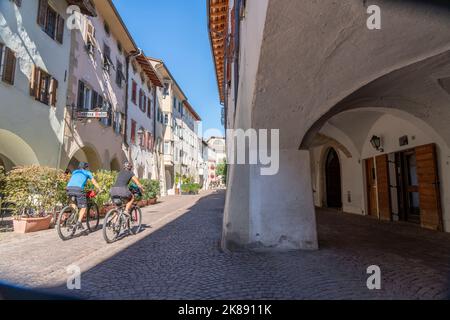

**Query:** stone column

left=222, top=149, right=318, bottom=251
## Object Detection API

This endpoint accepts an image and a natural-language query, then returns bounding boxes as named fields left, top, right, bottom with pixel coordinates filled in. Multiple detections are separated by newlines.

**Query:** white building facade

left=0, top=0, right=95, bottom=171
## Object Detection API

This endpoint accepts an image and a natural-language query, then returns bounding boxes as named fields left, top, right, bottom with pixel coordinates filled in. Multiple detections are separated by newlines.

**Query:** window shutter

left=91, top=91, right=98, bottom=109
left=37, top=0, right=48, bottom=28
left=50, top=77, right=58, bottom=106
left=30, top=66, right=41, bottom=99
left=77, top=80, right=85, bottom=109
left=56, top=15, right=65, bottom=44
left=2, top=47, right=16, bottom=85
left=131, top=120, right=136, bottom=144
left=120, top=113, right=125, bottom=135
left=0, top=43, right=4, bottom=77
left=132, top=81, right=137, bottom=104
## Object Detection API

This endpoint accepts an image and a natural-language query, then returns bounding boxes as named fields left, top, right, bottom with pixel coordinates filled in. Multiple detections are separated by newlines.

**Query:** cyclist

left=110, top=162, right=144, bottom=217
left=66, top=162, right=102, bottom=230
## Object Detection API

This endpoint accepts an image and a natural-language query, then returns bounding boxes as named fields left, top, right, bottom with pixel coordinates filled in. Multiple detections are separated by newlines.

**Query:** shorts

left=110, top=187, right=132, bottom=200
left=66, top=187, right=87, bottom=209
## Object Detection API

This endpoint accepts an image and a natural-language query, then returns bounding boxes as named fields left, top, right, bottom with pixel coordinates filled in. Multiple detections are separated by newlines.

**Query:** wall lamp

left=370, top=135, right=384, bottom=153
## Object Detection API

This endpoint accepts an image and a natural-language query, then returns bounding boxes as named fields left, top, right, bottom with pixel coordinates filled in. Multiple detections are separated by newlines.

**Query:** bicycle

left=102, top=191, right=142, bottom=244
left=56, top=190, right=100, bottom=241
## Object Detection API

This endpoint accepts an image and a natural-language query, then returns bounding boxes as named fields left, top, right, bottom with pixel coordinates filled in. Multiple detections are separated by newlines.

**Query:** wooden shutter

left=376, top=154, right=392, bottom=221
left=2, top=47, right=16, bottom=85
left=91, top=91, right=98, bottom=109
left=77, top=80, right=85, bottom=109
left=49, top=78, right=58, bottom=106
left=37, top=0, right=48, bottom=28
left=416, top=144, right=443, bottom=231
left=132, top=81, right=137, bottom=104
left=30, top=65, right=41, bottom=99
left=56, top=15, right=65, bottom=44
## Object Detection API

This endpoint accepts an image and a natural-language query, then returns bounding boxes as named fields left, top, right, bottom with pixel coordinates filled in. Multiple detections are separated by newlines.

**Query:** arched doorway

left=67, top=146, right=102, bottom=172
left=110, top=158, right=121, bottom=172
left=325, top=148, right=342, bottom=209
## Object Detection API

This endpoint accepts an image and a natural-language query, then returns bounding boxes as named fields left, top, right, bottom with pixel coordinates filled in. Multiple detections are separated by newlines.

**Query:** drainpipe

left=125, top=49, right=143, bottom=161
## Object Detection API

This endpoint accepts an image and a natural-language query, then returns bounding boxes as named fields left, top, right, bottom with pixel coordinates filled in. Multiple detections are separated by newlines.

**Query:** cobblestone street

left=1, top=190, right=450, bottom=300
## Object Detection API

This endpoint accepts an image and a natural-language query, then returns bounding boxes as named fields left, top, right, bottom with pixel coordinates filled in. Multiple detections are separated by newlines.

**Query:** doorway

left=365, top=158, right=378, bottom=217
left=325, top=148, right=342, bottom=209
left=396, top=150, right=421, bottom=224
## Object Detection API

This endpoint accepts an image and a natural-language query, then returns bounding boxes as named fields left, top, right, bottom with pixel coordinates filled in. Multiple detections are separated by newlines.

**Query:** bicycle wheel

left=86, top=202, right=100, bottom=232
left=56, top=206, right=78, bottom=241
left=128, top=206, right=142, bottom=235
left=103, top=209, right=122, bottom=244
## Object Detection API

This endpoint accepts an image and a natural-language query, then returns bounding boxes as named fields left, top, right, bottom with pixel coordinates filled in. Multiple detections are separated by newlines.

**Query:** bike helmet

left=78, top=162, right=89, bottom=170
left=124, top=161, right=133, bottom=171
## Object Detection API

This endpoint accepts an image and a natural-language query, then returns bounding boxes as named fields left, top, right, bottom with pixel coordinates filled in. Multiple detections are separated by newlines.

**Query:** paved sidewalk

left=1, top=190, right=450, bottom=299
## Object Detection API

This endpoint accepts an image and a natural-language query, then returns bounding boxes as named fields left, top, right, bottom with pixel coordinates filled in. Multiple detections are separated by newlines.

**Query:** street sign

left=77, top=111, right=108, bottom=118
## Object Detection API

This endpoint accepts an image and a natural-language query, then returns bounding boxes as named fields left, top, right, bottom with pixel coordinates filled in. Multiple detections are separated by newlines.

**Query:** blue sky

left=112, top=0, right=224, bottom=137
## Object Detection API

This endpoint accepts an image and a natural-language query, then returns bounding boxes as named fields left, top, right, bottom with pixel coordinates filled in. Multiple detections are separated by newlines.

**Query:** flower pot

left=137, top=200, right=147, bottom=208
left=13, top=215, right=52, bottom=234
left=148, top=198, right=157, bottom=205
left=100, top=205, right=115, bottom=217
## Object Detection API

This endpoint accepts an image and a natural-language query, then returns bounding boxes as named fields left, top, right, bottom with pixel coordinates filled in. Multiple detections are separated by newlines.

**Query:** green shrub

left=4, top=166, right=68, bottom=218
left=140, top=179, right=160, bottom=200
left=181, top=182, right=201, bottom=195
left=86, top=170, right=118, bottom=207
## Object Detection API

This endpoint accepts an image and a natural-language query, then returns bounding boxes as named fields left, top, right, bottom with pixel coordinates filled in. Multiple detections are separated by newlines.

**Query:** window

left=173, top=97, right=177, bottom=112
left=139, top=89, right=145, bottom=112
left=85, top=21, right=96, bottom=55
left=103, top=44, right=112, bottom=73
left=0, top=45, right=16, bottom=85
left=37, top=0, right=64, bottom=44
left=163, top=83, right=169, bottom=96
left=116, top=60, right=124, bottom=87
left=77, top=80, right=103, bottom=110
left=30, top=66, right=58, bottom=106
left=131, top=81, right=137, bottom=104
left=113, top=111, right=125, bottom=135
left=164, top=113, right=169, bottom=126
left=130, top=120, right=136, bottom=144
left=104, top=22, right=110, bottom=36
left=164, top=142, right=170, bottom=155
left=100, top=101, right=112, bottom=127
left=147, top=95, right=153, bottom=119
left=117, top=41, right=123, bottom=55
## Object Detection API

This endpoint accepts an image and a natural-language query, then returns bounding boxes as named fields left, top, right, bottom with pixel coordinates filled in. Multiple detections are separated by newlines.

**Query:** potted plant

left=139, top=179, right=160, bottom=205
left=87, top=170, right=117, bottom=216
left=4, top=166, right=66, bottom=234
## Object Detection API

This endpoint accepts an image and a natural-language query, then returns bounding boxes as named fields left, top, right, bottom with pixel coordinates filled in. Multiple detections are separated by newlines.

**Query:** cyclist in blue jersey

left=66, top=162, right=102, bottom=230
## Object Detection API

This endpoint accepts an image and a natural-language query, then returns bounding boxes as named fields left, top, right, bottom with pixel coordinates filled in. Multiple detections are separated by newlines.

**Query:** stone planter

left=13, top=215, right=52, bottom=234
left=148, top=198, right=157, bottom=205
left=137, top=200, right=147, bottom=208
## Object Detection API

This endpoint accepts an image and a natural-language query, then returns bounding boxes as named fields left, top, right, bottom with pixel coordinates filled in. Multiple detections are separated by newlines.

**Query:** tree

left=215, top=160, right=227, bottom=184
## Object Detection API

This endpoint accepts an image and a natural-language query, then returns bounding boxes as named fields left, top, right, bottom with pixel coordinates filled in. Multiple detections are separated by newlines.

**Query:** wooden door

left=365, top=158, right=378, bottom=217
left=416, top=144, right=443, bottom=231
left=376, top=154, right=392, bottom=221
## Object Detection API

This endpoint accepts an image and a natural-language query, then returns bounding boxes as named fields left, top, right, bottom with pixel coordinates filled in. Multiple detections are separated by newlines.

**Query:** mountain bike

left=103, top=192, right=142, bottom=244
left=56, top=190, right=100, bottom=241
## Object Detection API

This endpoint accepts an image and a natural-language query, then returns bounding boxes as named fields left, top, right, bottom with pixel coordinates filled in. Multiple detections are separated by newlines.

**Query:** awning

left=131, top=52, right=164, bottom=87
left=208, top=0, right=229, bottom=103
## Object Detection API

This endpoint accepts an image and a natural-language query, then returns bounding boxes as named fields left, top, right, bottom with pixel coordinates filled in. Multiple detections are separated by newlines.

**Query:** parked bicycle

left=102, top=189, right=142, bottom=244
left=56, top=190, right=100, bottom=241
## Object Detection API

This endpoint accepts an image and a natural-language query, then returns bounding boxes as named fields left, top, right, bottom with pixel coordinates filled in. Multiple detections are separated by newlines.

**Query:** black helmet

left=124, top=161, right=133, bottom=171
left=79, top=162, right=89, bottom=169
